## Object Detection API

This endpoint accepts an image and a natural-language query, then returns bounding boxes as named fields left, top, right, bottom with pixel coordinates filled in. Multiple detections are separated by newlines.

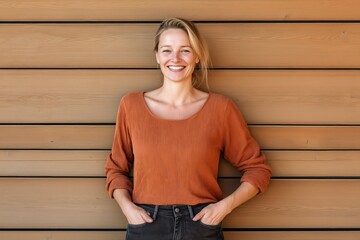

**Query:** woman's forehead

left=159, top=28, right=190, bottom=46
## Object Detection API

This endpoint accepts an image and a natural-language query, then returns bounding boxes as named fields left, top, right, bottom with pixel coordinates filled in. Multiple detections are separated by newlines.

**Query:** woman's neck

left=157, top=80, right=198, bottom=106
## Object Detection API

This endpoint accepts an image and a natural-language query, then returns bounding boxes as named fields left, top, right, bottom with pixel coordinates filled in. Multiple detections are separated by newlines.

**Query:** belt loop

left=187, top=205, right=194, bottom=219
left=152, top=205, right=159, bottom=220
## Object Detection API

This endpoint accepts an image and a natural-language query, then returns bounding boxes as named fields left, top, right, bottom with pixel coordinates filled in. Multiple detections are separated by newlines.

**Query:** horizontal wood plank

left=1, top=24, right=360, bottom=68
left=1, top=150, right=360, bottom=177
left=0, top=125, right=114, bottom=149
left=1, top=70, right=360, bottom=124
left=266, top=151, right=360, bottom=176
left=0, top=70, right=162, bottom=123
left=250, top=126, right=360, bottom=150
left=0, top=150, right=108, bottom=176
left=0, top=231, right=359, bottom=240
left=0, top=0, right=359, bottom=21
left=0, top=179, right=359, bottom=228
left=1, top=125, right=360, bottom=150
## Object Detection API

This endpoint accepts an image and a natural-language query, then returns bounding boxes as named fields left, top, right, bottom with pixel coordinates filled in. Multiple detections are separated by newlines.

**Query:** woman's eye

left=181, top=49, right=190, bottom=53
left=162, top=50, right=171, bottom=53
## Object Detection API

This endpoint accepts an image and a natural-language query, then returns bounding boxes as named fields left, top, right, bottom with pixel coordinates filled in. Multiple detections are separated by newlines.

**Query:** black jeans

left=125, top=203, right=224, bottom=240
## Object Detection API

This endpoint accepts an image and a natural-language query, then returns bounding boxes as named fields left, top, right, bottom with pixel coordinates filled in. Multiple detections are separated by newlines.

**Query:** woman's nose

left=171, top=51, right=181, bottom=61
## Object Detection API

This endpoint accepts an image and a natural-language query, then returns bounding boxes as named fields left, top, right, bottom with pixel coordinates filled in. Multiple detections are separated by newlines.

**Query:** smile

left=167, top=65, right=186, bottom=71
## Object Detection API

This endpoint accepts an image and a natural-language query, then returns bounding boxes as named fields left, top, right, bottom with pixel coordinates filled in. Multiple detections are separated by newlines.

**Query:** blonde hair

left=154, top=17, right=212, bottom=90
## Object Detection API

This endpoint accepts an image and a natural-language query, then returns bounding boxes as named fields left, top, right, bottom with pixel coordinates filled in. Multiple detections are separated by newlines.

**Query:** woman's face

left=155, top=28, right=199, bottom=84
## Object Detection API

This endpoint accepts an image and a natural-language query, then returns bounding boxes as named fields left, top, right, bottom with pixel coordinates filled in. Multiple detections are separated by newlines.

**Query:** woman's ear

left=196, top=58, right=199, bottom=64
left=155, top=52, right=160, bottom=64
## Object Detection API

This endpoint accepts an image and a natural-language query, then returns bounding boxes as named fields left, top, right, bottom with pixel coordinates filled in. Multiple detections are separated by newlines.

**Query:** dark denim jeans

left=125, top=203, right=224, bottom=240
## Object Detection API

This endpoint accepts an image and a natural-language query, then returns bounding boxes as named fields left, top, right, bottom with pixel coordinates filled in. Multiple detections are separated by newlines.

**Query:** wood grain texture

left=1, top=125, right=360, bottom=149
left=0, top=0, right=359, bottom=21
left=0, top=69, right=162, bottom=123
left=0, top=150, right=109, bottom=176
left=250, top=126, right=360, bottom=150
left=0, top=179, right=359, bottom=228
left=222, top=151, right=360, bottom=177
left=0, top=231, right=359, bottom=240
left=0, top=0, right=359, bottom=237
left=1, top=70, right=360, bottom=124
left=1, top=150, right=359, bottom=177
left=1, top=24, right=360, bottom=68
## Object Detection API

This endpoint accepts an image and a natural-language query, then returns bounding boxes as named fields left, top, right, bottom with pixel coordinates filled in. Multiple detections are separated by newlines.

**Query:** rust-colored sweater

left=105, top=92, right=272, bottom=205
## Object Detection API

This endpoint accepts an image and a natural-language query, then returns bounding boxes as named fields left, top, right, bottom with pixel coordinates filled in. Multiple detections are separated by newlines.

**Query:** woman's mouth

left=167, top=65, right=186, bottom=72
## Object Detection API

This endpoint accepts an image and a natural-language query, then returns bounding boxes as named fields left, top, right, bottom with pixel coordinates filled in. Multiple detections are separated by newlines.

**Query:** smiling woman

left=105, top=17, right=272, bottom=240
left=153, top=18, right=211, bottom=89
left=155, top=28, right=199, bottom=84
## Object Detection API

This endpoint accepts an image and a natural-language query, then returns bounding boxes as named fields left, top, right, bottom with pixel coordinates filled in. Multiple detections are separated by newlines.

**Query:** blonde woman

left=105, top=18, right=272, bottom=240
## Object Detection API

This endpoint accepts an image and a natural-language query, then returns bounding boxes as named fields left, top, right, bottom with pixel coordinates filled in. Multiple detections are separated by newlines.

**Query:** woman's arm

left=194, top=98, right=271, bottom=225
left=193, top=181, right=259, bottom=225
left=113, top=189, right=153, bottom=224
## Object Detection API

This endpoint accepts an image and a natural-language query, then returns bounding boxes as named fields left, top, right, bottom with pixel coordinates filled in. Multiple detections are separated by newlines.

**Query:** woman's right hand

left=113, top=189, right=153, bottom=225
left=122, top=203, right=153, bottom=225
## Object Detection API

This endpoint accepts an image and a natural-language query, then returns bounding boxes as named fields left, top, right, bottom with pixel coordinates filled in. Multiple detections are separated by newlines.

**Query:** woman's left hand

left=192, top=200, right=231, bottom=225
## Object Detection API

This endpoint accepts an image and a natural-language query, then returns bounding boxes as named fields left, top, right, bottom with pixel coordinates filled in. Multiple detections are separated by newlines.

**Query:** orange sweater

left=105, top=92, right=272, bottom=205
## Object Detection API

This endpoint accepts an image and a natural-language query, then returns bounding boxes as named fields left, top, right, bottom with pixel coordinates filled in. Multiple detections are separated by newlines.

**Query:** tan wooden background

left=0, top=1, right=360, bottom=239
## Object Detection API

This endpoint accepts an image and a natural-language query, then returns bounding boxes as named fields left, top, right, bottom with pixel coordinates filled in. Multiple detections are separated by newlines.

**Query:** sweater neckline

left=140, top=91, right=212, bottom=122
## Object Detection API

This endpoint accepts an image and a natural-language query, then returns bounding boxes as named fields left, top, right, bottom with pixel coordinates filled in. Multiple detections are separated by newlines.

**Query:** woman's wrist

left=220, top=182, right=260, bottom=214
left=113, top=189, right=135, bottom=210
left=219, top=195, right=236, bottom=215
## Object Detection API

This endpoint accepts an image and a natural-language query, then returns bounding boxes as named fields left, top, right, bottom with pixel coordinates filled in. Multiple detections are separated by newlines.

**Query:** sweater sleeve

left=105, top=97, right=134, bottom=198
left=222, top=98, right=272, bottom=193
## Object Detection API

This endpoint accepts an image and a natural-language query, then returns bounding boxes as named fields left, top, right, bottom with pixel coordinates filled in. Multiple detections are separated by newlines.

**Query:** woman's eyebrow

left=159, top=45, right=191, bottom=48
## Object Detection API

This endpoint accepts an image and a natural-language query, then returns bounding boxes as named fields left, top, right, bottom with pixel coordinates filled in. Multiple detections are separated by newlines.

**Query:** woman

left=105, top=18, right=272, bottom=240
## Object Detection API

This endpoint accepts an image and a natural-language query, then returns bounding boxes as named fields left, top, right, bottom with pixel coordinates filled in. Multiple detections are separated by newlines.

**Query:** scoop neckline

left=141, top=91, right=212, bottom=121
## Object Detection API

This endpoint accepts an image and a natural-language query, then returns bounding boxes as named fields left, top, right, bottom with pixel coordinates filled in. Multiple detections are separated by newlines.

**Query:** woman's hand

left=113, top=189, right=153, bottom=225
left=192, top=200, right=231, bottom=225
left=122, top=203, right=153, bottom=225
left=193, top=182, right=260, bottom=225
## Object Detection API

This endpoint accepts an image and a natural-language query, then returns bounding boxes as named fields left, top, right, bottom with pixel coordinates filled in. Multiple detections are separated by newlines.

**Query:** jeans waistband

left=138, top=203, right=211, bottom=221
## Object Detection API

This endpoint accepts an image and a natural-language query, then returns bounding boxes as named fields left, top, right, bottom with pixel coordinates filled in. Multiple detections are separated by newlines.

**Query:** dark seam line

left=0, top=149, right=109, bottom=151
left=1, top=123, right=360, bottom=126
left=270, top=176, right=360, bottom=180
left=0, top=68, right=159, bottom=70
left=218, top=176, right=360, bottom=180
left=248, top=123, right=360, bottom=126
left=0, top=176, right=106, bottom=178
left=1, top=176, right=359, bottom=180
left=0, top=228, right=359, bottom=231
left=1, top=148, right=359, bottom=151
left=1, top=68, right=360, bottom=70
left=0, top=228, right=126, bottom=231
left=0, top=148, right=111, bottom=151
left=0, top=21, right=160, bottom=24
left=222, top=228, right=360, bottom=231
left=1, top=149, right=358, bottom=151
left=1, top=20, right=360, bottom=24
left=262, top=149, right=360, bottom=151
left=197, top=20, right=360, bottom=23
left=0, top=123, right=115, bottom=125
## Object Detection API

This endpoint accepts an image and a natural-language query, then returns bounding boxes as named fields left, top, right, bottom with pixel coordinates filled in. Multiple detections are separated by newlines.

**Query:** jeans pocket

left=199, top=220, right=222, bottom=230
left=127, top=222, right=148, bottom=228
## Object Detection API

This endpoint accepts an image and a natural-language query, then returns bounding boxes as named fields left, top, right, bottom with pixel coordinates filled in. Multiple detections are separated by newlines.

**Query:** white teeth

left=168, top=66, right=185, bottom=71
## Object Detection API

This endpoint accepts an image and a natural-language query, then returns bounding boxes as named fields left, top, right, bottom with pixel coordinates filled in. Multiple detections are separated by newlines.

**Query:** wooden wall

left=0, top=1, right=360, bottom=239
